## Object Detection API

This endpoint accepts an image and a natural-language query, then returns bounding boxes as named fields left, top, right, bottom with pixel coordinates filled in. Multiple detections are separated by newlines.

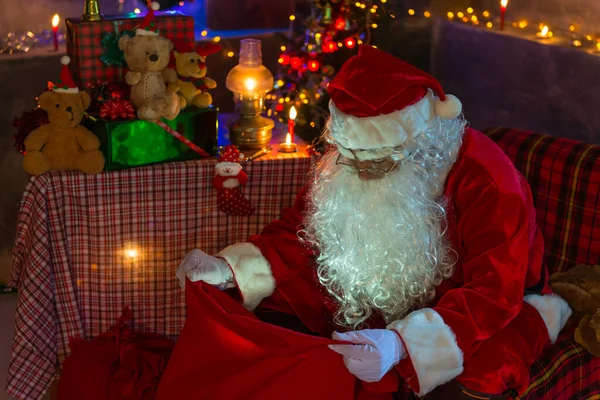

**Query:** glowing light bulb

left=573, top=40, right=582, bottom=47
left=471, top=15, right=478, bottom=22
left=125, top=248, right=139, bottom=258
left=483, top=11, right=490, bottom=17
left=277, top=79, right=284, bottom=87
left=408, top=9, right=415, bottom=15
left=227, top=51, right=234, bottom=57
left=289, top=15, right=296, bottom=21
left=213, top=36, right=221, bottom=42
left=134, top=8, right=141, bottom=13
left=586, top=34, right=593, bottom=41
left=447, top=12, right=454, bottom=18
left=424, top=11, right=431, bottom=18
left=457, top=12, right=464, bottom=18
left=372, top=23, right=378, bottom=28
left=467, top=7, right=473, bottom=13
left=381, top=0, right=387, bottom=3
left=201, top=30, right=208, bottom=36
left=569, top=25, right=576, bottom=32
left=486, top=22, right=493, bottom=28
left=244, top=78, right=257, bottom=92
left=518, top=20, right=528, bottom=28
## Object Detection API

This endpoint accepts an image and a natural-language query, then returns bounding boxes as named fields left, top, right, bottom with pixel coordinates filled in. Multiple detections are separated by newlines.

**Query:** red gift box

left=66, top=12, right=194, bottom=88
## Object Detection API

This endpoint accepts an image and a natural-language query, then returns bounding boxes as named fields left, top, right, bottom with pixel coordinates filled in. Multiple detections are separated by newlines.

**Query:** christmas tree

left=266, top=0, right=395, bottom=144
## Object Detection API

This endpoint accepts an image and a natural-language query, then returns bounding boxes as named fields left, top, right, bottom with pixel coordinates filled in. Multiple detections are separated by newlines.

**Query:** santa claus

left=170, top=46, right=571, bottom=399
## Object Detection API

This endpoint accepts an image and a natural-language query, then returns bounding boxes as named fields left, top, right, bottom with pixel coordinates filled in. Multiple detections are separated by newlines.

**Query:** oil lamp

left=226, top=39, right=275, bottom=149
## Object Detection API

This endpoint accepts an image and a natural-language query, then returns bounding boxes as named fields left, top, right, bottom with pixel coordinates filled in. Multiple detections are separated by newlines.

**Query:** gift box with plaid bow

left=66, top=12, right=194, bottom=88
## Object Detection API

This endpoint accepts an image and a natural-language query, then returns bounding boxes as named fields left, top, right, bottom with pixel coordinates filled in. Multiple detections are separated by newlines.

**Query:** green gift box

left=87, top=107, right=218, bottom=171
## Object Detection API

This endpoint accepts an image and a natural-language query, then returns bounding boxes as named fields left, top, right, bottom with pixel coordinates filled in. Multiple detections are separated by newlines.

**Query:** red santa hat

left=53, top=56, right=79, bottom=94
left=137, top=1, right=160, bottom=36
left=327, top=45, right=462, bottom=150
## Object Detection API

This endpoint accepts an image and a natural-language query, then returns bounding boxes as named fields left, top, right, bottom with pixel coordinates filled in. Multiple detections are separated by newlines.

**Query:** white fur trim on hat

left=151, top=1, right=160, bottom=10
left=61, top=55, right=71, bottom=65
left=388, top=308, right=463, bottom=396
left=217, top=243, right=275, bottom=310
left=525, top=294, right=572, bottom=343
left=53, top=87, right=79, bottom=94
left=328, top=90, right=463, bottom=150
left=435, top=94, right=462, bottom=119
left=136, top=28, right=159, bottom=36
left=328, top=91, right=435, bottom=149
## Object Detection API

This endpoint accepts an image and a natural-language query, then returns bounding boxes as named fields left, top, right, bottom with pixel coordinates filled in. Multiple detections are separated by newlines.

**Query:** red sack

left=58, top=308, right=174, bottom=400
left=157, top=282, right=398, bottom=400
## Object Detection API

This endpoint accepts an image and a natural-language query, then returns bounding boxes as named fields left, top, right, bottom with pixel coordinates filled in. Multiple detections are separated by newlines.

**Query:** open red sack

left=157, top=282, right=398, bottom=400
left=58, top=308, right=174, bottom=400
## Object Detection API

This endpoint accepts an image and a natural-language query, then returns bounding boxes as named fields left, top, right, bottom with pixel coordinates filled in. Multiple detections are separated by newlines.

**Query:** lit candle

left=500, top=0, right=508, bottom=31
left=288, top=106, right=297, bottom=143
left=536, top=25, right=551, bottom=39
left=52, top=14, right=60, bottom=52
left=279, top=133, right=298, bottom=153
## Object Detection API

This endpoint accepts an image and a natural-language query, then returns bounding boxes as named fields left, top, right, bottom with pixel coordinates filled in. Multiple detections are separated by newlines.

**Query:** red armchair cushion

left=485, top=128, right=600, bottom=274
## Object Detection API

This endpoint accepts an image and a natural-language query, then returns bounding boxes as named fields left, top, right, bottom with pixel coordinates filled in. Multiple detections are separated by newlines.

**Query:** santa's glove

left=328, top=329, right=405, bottom=383
left=176, top=249, right=236, bottom=290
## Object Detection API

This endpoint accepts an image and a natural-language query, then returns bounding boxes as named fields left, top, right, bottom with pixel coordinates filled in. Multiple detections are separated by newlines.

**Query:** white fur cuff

left=217, top=243, right=275, bottom=310
left=524, top=294, right=572, bottom=343
left=388, top=309, right=463, bottom=396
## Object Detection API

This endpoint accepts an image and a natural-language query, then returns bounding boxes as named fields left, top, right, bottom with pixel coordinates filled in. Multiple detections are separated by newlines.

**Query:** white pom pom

left=61, top=55, right=71, bottom=65
left=151, top=1, right=160, bottom=10
left=434, top=94, right=462, bottom=119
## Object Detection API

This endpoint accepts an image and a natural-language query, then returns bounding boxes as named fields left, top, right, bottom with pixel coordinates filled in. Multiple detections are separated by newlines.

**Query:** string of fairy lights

left=405, top=6, right=600, bottom=54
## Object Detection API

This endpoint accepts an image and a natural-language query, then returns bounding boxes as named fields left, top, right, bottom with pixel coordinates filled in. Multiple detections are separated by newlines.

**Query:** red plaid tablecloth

left=6, top=152, right=312, bottom=400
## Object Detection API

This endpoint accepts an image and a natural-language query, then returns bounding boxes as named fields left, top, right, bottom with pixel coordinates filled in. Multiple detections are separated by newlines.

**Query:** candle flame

left=539, top=25, right=549, bottom=36
left=289, top=106, right=297, bottom=120
left=500, top=0, right=508, bottom=8
left=52, top=14, right=60, bottom=28
left=285, top=133, right=291, bottom=145
left=244, top=78, right=257, bottom=92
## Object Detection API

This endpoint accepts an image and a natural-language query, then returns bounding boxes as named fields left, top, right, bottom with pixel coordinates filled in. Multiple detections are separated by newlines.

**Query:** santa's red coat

left=158, top=129, right=570, bottom=398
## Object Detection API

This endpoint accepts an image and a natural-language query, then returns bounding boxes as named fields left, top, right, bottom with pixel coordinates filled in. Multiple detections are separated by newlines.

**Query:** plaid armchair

left=485, top=128, right=600, bottom=399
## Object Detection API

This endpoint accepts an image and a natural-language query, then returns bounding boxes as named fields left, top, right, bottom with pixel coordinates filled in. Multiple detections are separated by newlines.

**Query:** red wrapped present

left=66, top=12, right=194, bottom=87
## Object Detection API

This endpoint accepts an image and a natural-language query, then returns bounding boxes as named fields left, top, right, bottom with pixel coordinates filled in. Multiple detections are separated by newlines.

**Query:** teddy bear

left=550, top=264, right=600, bottom=357
left=118, top=2, right=179, bottom=121
left=167, top=43, right=221, bottom=110
left=23, top=56, right=104, bottom=175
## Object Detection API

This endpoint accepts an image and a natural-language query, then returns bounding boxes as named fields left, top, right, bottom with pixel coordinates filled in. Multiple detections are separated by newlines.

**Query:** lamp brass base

left=229, top=114, right=275, bottom=150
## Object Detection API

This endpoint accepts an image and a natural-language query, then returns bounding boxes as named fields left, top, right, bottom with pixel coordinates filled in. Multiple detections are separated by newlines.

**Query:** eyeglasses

left=335, top=148, right=411, bottom=179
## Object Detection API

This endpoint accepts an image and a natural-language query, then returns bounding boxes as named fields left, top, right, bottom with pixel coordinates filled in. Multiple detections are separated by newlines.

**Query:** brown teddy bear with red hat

left=23, top=56, right=105, bottom=175
left=118, top=1, right=180, bottom=121
left=213, top=145, right=254, bottom=216
left=167, top=43, right=221, bottom=110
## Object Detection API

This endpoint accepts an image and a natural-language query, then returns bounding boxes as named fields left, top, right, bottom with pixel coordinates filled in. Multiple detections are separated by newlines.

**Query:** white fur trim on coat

left=524, top=294, right=572, bottom=343
left=328, top=91, right=438, bottom=150
left=387, top=308, right=463, bottom=397
left=217, top=243, right=275, bottom=310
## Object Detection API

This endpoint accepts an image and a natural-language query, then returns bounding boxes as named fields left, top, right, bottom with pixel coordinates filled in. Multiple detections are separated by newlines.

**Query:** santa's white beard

left=302, top=122, right=463, bottom=328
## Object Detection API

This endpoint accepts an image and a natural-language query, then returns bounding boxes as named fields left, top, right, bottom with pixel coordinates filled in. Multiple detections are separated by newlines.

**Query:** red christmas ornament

left=290, top=56, right=303, bottom=69
left=322, top=40, right=336, bottom=53
left=308, top=60, right=320, bottom=72
left=334, top=17, right=346, bottom=30
left=344, top=37, right=356, bottom=49
left=99, top=99, right=136, bottom=120
left=279, top=54, right=290, bottom=65
left=275, top=104, right=284, bottom=112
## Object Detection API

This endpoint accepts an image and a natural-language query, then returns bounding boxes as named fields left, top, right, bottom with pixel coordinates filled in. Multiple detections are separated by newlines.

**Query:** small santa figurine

left=167, top=46, right=572, bottom=399
left=213, top=145, right=254, bottom=216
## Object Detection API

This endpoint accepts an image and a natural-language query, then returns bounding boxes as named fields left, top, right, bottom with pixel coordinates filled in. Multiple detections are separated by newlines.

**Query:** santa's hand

left=176, top=249, right=235, bottom=290
left=328, top=329, right=405, bottom=383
